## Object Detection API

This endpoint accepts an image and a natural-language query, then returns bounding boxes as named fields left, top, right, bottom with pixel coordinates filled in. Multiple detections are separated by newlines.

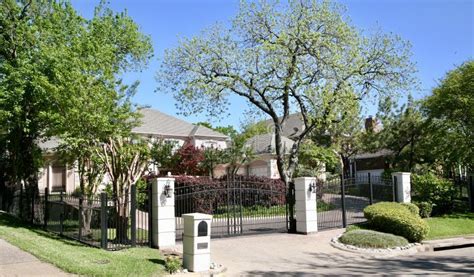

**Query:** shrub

left=364, top=202, right=429, bottom=242
left=402, top=203, right=420, bottom=216
left=414, top=201, right=433, bottom=218
left=164, top=255, right=181, bottom=274
left=339, top=230, right=409, bottom=249
left=174, top=175, right=286, bottom=216
left=411, top=173, right=456, bottom=215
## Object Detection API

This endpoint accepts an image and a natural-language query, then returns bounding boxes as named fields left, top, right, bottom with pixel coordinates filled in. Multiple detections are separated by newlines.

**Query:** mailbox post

left=182, top=213, right=212, bottom=272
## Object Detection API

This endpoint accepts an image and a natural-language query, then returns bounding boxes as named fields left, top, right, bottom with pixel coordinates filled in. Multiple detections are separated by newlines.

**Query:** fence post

left=469, top=175, right=474, bottom=212
left=294, top=177, right=318, bottom=234
left=368, top=173, right=373, bottom=205
left=78, top=195, right=83, bottom=241
left=59, top=191, right=64, bottom=235
left=287, top=181, right=296, bottom=233
left=100, top=192, right=108, bottom=249
left=340, top=174, right=347, bottom=228
left=130, top=185, right=137, bottom=247
left=151, top=177, right=176, bottom=249
left=30, top=188, right=35, bottom=224
left=19, top=184, right=23, bottom=219
left=391, top=172, right=411, bottom=203
left=44, top=187, right=49, bottom=229
left=147, top=180, right=153, bottom=248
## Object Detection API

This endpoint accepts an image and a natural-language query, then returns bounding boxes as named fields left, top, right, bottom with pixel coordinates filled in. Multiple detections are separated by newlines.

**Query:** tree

left=175, top=141, right=205, bottom=175
left=150, top=139, right=179, bottom=174
left=0, top=0, right=60, bottom=198
left=423, top=60, right=474, bottom=172
left=158, top=0, right=415, bottom=185
left=97, top=136, right=150, bottom=243
left=373, top=95, right=429, bottom=172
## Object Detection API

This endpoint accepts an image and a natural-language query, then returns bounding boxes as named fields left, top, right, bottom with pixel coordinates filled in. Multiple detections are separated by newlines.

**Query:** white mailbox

left=182, top=213, right=212, bottom=272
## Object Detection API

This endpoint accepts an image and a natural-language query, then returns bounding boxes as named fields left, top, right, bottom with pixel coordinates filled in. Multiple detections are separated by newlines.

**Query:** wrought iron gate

left=175, top=177, right=289, bottom=239
left=316, top=174, right=395, bottom=231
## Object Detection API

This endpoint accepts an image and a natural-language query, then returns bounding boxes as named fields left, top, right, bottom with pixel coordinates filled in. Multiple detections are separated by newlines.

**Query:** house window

left=51, top=165, right=66, bottom=193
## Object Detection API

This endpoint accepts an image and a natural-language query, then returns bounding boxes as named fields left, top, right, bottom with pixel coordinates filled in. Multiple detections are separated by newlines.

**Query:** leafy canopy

left=158, top=0, right=416, bottom=183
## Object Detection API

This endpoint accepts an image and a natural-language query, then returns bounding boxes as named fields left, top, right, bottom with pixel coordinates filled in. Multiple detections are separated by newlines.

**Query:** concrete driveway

left=208, top=229, right=474, bottom=276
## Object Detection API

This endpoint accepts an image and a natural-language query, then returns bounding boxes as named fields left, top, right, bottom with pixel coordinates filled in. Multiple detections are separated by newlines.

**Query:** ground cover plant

left=339, top=229, right=409, bottom=249
left=0, top=212, right=164, bottom=276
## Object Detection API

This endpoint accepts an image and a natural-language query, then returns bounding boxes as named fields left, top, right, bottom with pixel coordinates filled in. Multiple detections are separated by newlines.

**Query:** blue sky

left=71, top=0, right=473, bottom=130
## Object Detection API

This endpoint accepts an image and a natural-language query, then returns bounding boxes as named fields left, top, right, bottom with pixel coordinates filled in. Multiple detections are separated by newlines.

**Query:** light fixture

left=308, top=181, right=317, bottom=193
left=163, top=184, right=173, bottom=198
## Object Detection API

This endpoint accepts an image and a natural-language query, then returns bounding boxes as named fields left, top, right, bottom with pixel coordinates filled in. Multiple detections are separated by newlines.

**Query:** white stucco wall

left=193, top=138, right=227, bottom=149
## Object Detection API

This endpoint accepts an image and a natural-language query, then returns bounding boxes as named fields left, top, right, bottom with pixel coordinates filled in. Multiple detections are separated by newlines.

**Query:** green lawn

left=0, top=212, right=165, bottom=276
left=425, top=212, right=474, bottom=240
left=346, top=212, right=474, bottom=241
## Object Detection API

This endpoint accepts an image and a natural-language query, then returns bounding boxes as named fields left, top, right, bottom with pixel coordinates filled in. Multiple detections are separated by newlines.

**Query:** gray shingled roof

left=352, top=149, right=393, bottom=159
left=261, top=113, right=305, bottom=138
left=39, top=109, right=228, bottom=151
left=132, top=109, right=228, bottom=139
left=245, top=133, right=294, bottom=154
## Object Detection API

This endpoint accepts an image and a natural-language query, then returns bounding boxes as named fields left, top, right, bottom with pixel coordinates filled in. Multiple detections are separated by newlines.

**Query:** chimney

left=365, top=116, right=376, bottom=132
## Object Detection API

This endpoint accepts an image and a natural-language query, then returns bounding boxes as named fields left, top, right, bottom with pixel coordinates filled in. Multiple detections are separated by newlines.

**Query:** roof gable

left=133, top=109, right=228, bottom=139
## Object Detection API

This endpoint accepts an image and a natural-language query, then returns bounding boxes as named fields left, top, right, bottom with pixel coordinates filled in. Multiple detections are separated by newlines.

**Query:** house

left=214, top=113, right=308, bottom=179
left=347, top=149, right=393, bottom=177
left=346, top=117, right=392, bottom=177
left=37, top=108, right=229, bottom=193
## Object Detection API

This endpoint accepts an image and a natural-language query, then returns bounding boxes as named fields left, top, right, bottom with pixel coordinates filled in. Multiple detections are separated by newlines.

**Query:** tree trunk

left=80, top=199, right=93, bottom=236
left=273, top=124, right=289, bottom=186
left=115, top=193, right=129, bottom=243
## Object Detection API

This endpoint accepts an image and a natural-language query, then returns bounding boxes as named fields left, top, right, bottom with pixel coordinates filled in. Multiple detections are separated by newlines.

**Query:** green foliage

left=164, top=256, right=182, bottom=274
left=401, top=203, right=420, bottom=217
left=411, top=173, right=457, bottom=215
left=0, top=0, right=152, bottom=195
left=135, top=179, right=148, bottom=211
left=295, top=141, right=338, bottom=177
left=150, top=140, right=180, bottom=173
left=364, top=202, right=429, bottom=242
left=423, top=60, right=474, bottom=169
left=339, top=230, right=409, bottom=249
left=414, top=201, right=433, bottom=218
left=159, top=0, right=415, bottom=183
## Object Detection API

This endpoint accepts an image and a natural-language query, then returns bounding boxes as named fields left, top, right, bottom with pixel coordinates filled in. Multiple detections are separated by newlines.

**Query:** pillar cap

left=156, top=177, right=175, bottom=181
left=182, top=213, right=212, bottom=220
left=294, top=177, right=317, bottom=181
left=392, top=172, right=411, bottom=175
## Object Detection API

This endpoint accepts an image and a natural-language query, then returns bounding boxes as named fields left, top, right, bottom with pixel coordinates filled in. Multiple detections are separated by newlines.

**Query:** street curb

left=419, top=236, right=474, bottom=252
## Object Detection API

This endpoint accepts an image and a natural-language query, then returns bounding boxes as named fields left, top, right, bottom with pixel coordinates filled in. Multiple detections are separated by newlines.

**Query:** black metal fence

left=451, top=175, right=474, bottom=212
left=316, top=174, right=395, bottom=231
left=175, top=177, right=288, bottom=240
left=1, top=184, right=150, bottom=250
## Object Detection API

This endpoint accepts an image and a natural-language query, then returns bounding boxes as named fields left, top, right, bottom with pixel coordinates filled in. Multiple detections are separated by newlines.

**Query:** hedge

left=364, top=202, right=429, bottom=242
left=401, top=203, right=420, bottom=216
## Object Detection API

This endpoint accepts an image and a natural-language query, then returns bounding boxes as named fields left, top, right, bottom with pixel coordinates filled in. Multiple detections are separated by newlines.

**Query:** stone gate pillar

left=294, top=177, right=318, bottom=234
left=151, top=177, right=175, bottom=248
left=391, top=172, right=411, bottom=203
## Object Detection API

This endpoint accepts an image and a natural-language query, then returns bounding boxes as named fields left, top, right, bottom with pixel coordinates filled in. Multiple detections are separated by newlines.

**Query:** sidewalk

left=0, top=239, right=69, bottom=276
